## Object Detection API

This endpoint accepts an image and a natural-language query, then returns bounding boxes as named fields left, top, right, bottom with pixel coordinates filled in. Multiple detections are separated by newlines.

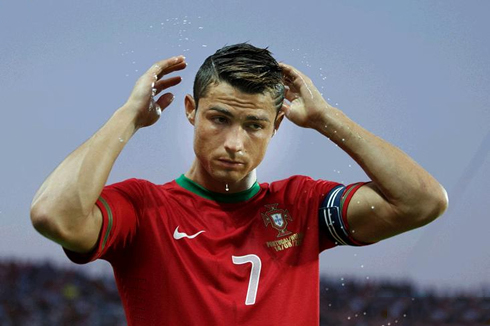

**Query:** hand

left=125, top=55, right=187, bottom=128
left=280, top=63, right=331, bottom=129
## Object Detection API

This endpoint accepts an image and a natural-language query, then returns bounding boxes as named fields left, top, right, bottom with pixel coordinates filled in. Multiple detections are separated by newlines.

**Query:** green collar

left=175, top=174, right=260, bottom=203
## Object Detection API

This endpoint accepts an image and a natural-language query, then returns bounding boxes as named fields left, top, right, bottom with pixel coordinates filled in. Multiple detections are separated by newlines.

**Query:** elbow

left=30, top=203, right=60, bottom=239
left=415, top=184, right=449, bottom=227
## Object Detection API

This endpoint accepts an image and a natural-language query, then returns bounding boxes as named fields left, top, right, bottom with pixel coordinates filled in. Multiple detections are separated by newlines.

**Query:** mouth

left=216, top=158, right=245, bottom=168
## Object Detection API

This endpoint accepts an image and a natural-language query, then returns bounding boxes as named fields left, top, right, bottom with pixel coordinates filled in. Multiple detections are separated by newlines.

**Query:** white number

left=232, top=254, right=262, bottom=305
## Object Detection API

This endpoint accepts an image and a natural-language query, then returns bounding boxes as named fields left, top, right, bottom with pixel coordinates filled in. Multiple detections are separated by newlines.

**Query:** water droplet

left=347, top=316, right=351, bottom=320
left=198, top=26, right=203, bottom=29
left=342, top=138, right=345, bottom=142
left=118, top=138, right=124, bottom=143
left=225, top=184, right=229, bottom=192
left=202, top=44, right=207, bottom=47
left=403, top=314, right=406, bottom=317
left=361, top=264, right=364, bottom=268
left=371, top=206, right=375, bottom=210
left=363, top=312, right=367, bottom=315
left=366, top=276, right=369, bottom=280
left=349, top=164, right=352, bottom=168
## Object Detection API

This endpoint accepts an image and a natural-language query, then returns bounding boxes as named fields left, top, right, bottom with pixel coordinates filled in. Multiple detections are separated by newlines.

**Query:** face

left=185, top=82, right=284, bottom=185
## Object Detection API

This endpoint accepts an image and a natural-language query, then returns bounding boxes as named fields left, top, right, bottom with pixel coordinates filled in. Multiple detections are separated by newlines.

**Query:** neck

left=185, top=159, right=257, bottom=194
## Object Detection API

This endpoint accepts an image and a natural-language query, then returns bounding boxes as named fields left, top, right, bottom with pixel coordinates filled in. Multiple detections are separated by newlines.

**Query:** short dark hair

left=193, top=43, right=284, bottom=111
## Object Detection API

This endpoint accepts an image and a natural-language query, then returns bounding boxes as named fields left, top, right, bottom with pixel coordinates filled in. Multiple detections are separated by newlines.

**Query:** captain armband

left=318, top=183, right=368, bottom=246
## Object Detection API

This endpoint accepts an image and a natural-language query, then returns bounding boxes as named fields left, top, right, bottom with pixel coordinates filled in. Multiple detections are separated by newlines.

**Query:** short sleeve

left=270, top=175, right=343, bottom=251
left=63, top=178, right=148, bottom=264
left=318, top=181, right=376, bottom=250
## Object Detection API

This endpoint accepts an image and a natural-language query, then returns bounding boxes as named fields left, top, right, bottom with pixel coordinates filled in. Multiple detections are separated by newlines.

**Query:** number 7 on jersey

left=232, top=254, right=262, bottom=305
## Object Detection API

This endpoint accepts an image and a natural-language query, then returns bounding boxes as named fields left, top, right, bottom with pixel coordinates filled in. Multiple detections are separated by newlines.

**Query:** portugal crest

left=262, top=204, right=293, bottom=238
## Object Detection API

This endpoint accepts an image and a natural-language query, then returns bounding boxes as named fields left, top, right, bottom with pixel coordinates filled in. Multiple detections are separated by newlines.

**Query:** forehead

left=199, top=82, right=277, bottom=115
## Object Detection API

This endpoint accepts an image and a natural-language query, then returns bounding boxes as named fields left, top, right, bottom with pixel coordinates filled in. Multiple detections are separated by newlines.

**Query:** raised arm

left=280, top=63, right=448, bottom=243
left=30, top=56, right=186, bottom=253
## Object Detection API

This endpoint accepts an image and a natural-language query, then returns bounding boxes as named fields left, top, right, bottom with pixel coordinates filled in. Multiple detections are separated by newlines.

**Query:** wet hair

left=193, top=43, right=285, bottom=111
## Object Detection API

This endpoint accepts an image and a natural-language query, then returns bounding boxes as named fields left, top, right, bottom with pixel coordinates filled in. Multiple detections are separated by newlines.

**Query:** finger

left=281, top=103, right=292, bottom=119
left=283, top=84, right=300, bottom=103
left=156, top=61, right=187, bottom=80
left=280, top=62, right=311, bottom=85
left=153, top=76, right=182, bottom=95
left=284, top=91, right=300, bottom=103
left=280, top=63, right=316, bottom=98
left=147, top=55, right=186, bottom=78
left=280, top=63, right=302, bottom=83
left=155, top=92, right=176, bottom=111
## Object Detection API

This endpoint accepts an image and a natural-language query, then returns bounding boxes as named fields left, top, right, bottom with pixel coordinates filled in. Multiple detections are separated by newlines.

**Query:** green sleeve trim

left=98, top=196, right=113, bottom=251
left=175, top=174, right=260, bottom=203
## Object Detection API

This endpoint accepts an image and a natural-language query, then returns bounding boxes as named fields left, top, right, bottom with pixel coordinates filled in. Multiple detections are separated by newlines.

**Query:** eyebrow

left=208, top=107, right=271, bottom=122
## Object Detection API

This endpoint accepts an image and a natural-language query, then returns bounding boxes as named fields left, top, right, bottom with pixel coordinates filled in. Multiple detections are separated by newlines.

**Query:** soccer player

left=30, top=43, right=448, bottom=325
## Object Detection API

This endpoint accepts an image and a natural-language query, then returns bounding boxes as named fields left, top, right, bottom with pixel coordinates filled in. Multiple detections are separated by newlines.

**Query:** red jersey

left=64, top=175, right=365, bottom=325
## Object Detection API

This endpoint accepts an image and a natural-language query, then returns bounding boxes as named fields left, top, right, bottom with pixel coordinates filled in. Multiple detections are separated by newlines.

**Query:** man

left=30, top=43, right=448, bottom=325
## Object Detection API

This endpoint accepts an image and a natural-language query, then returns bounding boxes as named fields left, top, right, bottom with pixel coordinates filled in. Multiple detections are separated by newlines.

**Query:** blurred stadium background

left=1, top=259, right=489, bottom=325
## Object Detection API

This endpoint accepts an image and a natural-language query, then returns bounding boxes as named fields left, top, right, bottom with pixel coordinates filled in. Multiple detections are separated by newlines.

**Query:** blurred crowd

left=319, top=277, right=490, bottom=326
left=0, top=259, right=489, bottom=325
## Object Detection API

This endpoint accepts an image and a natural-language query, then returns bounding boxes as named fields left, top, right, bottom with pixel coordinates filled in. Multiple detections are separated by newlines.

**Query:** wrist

left=114, top=104, right=141, bottom=134
left=117, top=103, right=143, bottom=131
left=309, top=104, right=338, bottom=132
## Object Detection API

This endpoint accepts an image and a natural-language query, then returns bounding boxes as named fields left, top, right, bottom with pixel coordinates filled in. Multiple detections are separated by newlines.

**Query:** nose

left=224, top=126, right=245, bottom=155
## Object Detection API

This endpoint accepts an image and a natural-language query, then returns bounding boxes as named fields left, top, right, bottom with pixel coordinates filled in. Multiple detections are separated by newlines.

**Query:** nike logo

left=173, top=226, right=205, bottom=240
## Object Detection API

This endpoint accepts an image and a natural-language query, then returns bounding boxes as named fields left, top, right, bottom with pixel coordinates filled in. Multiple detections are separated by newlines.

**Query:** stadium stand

left=0, top=260, right=489, bottom=325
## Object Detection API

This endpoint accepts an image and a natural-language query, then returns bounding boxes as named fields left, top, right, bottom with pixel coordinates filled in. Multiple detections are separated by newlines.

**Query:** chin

left=209, top=168, right=247, bottom=184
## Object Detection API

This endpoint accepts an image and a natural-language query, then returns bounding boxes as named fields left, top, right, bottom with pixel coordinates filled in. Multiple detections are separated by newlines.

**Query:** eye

left=247, top=123, right=264, bottom=131
left=212, top=116, right=228, bottom=125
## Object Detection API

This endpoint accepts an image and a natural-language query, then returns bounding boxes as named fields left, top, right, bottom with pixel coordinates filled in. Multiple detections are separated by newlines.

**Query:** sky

left=1, top=0, right=489, bottom=293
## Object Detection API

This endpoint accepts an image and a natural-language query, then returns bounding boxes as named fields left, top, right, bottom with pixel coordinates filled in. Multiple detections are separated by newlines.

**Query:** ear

left=184, top=94, right=196, bottom=126
left=272, top=107, right=286, bottom=137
